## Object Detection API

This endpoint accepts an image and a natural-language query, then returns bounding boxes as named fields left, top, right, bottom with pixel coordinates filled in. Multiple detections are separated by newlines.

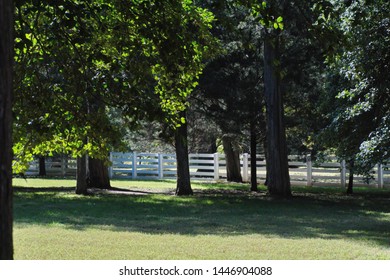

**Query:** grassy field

left=12, top=178, right=390, bottom=260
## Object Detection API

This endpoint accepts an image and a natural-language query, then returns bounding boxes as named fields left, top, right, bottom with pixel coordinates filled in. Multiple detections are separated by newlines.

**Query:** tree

left=0, top=0, right=14, bottom=260
left=334, top=0, right=390, bottom=173
left=315, top=0, right=390, bottom=193
left=14, top=0, right=215, bottom=196
left=13, top=0, right=124, bottom=194
left=174, top=111, right=193, bottom=195
left=263, top=27, right=291, bottom=197
left=247, top=0, right=292, bottom=197
left=111, top=0, right=215, bottom=195
left=195, top=1, right=264, bottom=184
left=245, top=0, right=345, bottom=197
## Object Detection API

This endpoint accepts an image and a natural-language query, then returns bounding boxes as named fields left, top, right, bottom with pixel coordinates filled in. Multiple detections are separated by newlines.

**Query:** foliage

left=13, top=0, right=216, bottom=173
left=338, top=0, right=390, bottom=168
left=14, top=0, right=123, bottom=172
left=248, top=0, right=284, bottom=31
left=320, top=0, right=390, bottom=175
left=194, top=0, right=264, bottom=151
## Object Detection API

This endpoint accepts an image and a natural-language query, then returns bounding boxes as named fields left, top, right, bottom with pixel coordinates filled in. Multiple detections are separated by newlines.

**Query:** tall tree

left=195, top=1, right=264, bottom=184
left=263, top=28, right=291, bottom=197
left=0, top=0, right=14, bottom=260
left=246, top=0, right=343, bottom=197
left=13, top=0, right=123, bottom=192
left=14, top=0, right=215, bottom=196
left=248, top=0, right=291, bottom=197
left=123, top=0, right=216, bottom=195
left=333, top=0, right=390, bottom=172
left=316, top=0, right=389, bottom=193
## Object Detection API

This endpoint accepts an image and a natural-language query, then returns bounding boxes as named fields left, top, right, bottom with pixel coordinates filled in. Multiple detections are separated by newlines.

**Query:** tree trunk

left=88, top=157, right=111, bottom=189
left=222, top=135, right=242, bottom=183
left=0, top=0, right=14, bottom=259
left=250, top=120, right=258, bottom=191
left=76, top=155, right=89, bottom=195
left=38, top=156, right=46, bottom=177
left=263, top=138, right=269, bottom=186
left=346, top=159, right=354, bottom=195
left=175, top=112, right=193, bottom=196
left=263, top=32, right=291, bottom=198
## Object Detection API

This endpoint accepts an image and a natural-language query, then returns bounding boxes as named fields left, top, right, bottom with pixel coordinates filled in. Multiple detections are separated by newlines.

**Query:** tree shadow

left=13, top=186, right=76, bottom=193
left=13, top=188, right=390, bottom=248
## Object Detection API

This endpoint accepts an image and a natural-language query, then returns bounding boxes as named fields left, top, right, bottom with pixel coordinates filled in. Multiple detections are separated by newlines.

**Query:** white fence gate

left=26, top=152, right=390, bottom=188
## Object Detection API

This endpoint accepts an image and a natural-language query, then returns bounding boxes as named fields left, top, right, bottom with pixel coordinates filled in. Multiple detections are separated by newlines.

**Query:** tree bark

left=263, top=32, right=291, bottom=198
left=222, top=135, right=242, bottom=183
left=250, top=120, right=258, bottom=191
left=263, top=137, right=269, bottom=186
left=38, top=156, right=46, bottom=177
left=88, top=157, right=111, bottom=189
left=175, top=112, right=193, bottom=196
left=0, top=0, right=14, bottom=259
left=76, top=155, right=89, bottom=195
left=346, top=159, right=354, bottom=195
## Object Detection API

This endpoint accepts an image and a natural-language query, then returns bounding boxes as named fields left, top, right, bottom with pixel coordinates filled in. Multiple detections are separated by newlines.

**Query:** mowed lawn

left=12, top=178, right=390, bottom=260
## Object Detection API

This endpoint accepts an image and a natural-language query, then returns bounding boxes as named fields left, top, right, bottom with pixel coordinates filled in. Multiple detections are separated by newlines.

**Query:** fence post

left=132, top=152, right=137, bottom=179
left=340, top=160, right=346, bottom=187
left=109, top=152, right=113, bottom=179
left=158, top=153, right=164, bottom=179
left=242, top=153, right=249, bottom=182
left=377, top=163, right=384, bottom=189
left=214, top=153, right=219, bottom=181
left=306, top=155, right=313, bottom=186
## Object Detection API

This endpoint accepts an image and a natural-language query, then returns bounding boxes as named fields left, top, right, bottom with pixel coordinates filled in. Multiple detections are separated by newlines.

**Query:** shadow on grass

left=13, top=187, right=390, bottom=247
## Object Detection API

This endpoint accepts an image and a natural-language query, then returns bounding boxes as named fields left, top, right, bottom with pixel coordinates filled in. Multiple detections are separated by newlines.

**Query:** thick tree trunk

left=76, top=155, right=89, bottom=195
left=88, top=157, right=111, bottom=189
left=263, top=33, right=291, bottom=198
left=38, top=156, right=46, bottom=177
left=346, top=159, right=354, bottom=195
left=175, top=113, right=193, bottom=196
left=0, top=0, right=14, bottom=259
left=222, top=135, right=242, bottom=183
left=250, top=121, right=258, bottom=191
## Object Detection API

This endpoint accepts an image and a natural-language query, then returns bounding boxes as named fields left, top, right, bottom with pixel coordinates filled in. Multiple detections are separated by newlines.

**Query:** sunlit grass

left=14, top=227, right=390, bottom=260
left=12, top=178, right=390, bottom=260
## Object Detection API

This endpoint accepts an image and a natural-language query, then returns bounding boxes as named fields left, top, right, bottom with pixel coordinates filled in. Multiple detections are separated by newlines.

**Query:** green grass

left=12, top=178, right=390, bottom=260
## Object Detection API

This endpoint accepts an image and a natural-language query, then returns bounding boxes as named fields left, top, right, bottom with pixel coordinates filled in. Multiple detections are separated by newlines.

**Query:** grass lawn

left=12, top=178, right=390, bottom=260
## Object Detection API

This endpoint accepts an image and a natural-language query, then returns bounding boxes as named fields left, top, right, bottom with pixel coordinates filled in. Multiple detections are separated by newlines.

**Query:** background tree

left=335, top=0, right=390, bottom=172
left=317, top=0, right=390, bottom=193
left=0, top=0, right=14, bottom=260
left=195, top=0, right=264, bottom=185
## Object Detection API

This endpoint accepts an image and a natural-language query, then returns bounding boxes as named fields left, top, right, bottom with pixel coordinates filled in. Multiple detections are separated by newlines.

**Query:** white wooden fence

left=26, top=152, right=390, bottom=188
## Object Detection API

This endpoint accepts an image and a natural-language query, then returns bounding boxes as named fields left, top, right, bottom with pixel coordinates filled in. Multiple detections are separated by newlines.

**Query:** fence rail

left=26, top=152, right=390, bottom=188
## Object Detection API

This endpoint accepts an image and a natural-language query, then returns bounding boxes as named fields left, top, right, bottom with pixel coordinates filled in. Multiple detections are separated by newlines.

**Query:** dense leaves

left=321, top=0, right=390, bottom=178
left=13, top=0, right=215, bottom=173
